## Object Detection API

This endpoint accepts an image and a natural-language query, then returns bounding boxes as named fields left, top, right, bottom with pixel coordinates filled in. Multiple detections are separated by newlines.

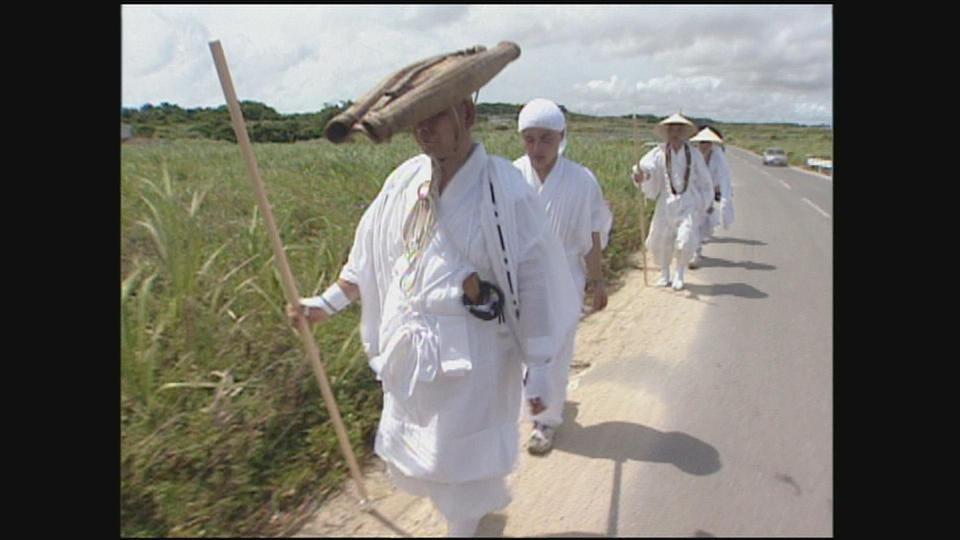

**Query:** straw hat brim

left=652, top=115, right=698, bottom=140
left=690, top=127, right=723, bottom=144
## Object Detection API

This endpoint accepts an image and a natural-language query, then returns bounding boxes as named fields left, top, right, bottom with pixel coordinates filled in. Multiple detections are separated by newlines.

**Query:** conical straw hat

left=652, top=112, right=698, bottom=141
left=690, top=126, right=723, bottom=144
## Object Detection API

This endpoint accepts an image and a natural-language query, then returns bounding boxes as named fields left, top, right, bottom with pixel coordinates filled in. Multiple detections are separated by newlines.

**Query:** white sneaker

left=527, top=423, right=556, bottom=455
left=655, top=275, right=671, bottom=287
left=672, top=278, right=685, bottom=290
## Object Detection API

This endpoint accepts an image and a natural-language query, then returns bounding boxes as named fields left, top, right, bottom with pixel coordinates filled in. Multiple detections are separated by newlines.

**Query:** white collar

left=438, top=142, right=486, bottom=213
left=534, top=155, right=566, bottom=194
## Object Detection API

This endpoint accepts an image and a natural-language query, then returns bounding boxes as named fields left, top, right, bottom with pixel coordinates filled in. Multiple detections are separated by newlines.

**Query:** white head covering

left=518, top=98, right=568, bottom=155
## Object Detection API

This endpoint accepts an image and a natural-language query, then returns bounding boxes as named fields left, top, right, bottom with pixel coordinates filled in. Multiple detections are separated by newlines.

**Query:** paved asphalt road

left=610, top=146, right=833, bottom=536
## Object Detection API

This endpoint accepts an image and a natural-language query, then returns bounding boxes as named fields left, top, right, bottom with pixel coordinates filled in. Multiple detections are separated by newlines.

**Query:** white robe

left=695, top=146, right=735, bottom=243
left=638, top=143, right=714, bottom=266
left=512, top=154, right=612, bottom=426
left=706, top=146, right=735, bottom=230
left=339, top=142, right=580, bottom=520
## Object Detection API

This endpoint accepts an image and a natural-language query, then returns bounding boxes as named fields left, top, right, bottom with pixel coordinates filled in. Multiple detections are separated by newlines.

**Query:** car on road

left=763, top=147, right=788, bottom=166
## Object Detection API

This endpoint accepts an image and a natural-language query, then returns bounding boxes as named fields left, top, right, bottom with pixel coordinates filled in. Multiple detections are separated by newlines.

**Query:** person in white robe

left=287, top=96, right=580, bottom=537
left=631, top=113, right=714, bottom=290
left=688, top=126, right=734, bottom=267
left=512, top=98, right=612, bottom=454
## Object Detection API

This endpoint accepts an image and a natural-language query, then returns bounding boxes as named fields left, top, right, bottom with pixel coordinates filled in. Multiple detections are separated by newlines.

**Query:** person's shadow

left=554, top=402, right=720, bottom=537
left=684, top=282, right=769, bottom=299
left=552, top=401, right=722, bottom=475
left=705, top=237, right=767, bottom=246
left=695, top=255, right=776, bottom=271
left=475, top=402, right=721, bottom=537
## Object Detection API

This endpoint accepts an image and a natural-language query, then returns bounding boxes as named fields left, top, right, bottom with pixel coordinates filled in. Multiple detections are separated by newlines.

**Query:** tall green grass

left=121, top=138, right=411, bottom=536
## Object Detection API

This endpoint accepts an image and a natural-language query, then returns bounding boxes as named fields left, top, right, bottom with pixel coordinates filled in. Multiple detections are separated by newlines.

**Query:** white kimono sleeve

left=586, top=168, right=613, bottom=250
left=714, top=149, right=735, bottom=227
left=714, top=149, right=733, bottom=200
left=637, top=148, right=663, bottom=202
left=692, top=150, right=715, bottom=214
left=511, top=188, right=581, bottom=402
left=339, top=190, right=388, bottom=366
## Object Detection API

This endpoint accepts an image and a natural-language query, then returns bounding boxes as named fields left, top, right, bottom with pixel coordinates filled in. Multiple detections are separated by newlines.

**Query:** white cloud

left=396, top=4, right=471, bottom=27
left=635, top=75, right=723, bottom=93
left=574, top=75, right=633, bottom=99
left=572, top=72, right=829, bottom=125
left=121, top=5, right=832, bottom=124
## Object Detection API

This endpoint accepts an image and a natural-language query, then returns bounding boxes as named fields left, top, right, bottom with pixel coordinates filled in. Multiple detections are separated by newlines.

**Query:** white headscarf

left=518, top=98, right=567, bottom=155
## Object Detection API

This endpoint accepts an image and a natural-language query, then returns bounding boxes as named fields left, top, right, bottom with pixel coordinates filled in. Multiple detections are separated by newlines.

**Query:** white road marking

left=790, top=165, right=833, bottom=182
left=779, top=179, right=792, bottom=190
left=802, top=197, right=831, bottom=219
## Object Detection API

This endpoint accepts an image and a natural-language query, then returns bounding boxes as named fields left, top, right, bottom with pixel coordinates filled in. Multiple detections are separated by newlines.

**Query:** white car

left=763, top=147, right=788, bottom=166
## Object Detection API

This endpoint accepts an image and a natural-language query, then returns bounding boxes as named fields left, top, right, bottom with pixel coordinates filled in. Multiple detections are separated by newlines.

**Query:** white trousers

left=386, top=462, right=511, bottom=522
left=652, top=213, right=698, bottom=273
left=697, top=209, right=715, bottom=246
left=522, top=328, right=576, bottom=428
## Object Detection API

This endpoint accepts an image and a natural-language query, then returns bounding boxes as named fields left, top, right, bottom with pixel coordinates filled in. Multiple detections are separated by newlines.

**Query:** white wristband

left=300, top=296, right=336, bottom=316
left=322, top=283, right=352, bottom=312
left=299, top=283, right=352, bottom=317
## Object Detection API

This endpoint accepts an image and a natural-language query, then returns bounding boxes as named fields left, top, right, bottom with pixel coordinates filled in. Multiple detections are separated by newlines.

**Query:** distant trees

left=476, top=102, right=521, bottom=117
left=123, top=101, right=745, bottom=144
left=619, top=114, right=659, bottom=122
left=120, top=100, right=351, bottom=143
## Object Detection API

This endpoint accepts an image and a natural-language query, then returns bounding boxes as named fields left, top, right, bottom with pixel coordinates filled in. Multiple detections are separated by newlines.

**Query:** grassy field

left=120, top=117, right=830, bottom=536
left=121, top=138, right=399, bottom=536
left=714, top=122, right=833, bottom=167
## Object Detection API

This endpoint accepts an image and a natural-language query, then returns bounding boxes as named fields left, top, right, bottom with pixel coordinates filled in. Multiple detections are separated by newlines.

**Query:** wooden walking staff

left=208, top=40, right=370, bottom=507
left=633, top=114, right=648, bottom=285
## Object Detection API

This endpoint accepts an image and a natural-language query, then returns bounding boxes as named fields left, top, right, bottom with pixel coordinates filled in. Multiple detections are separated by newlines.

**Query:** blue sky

left=122, top=5, right=832, bottom=125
